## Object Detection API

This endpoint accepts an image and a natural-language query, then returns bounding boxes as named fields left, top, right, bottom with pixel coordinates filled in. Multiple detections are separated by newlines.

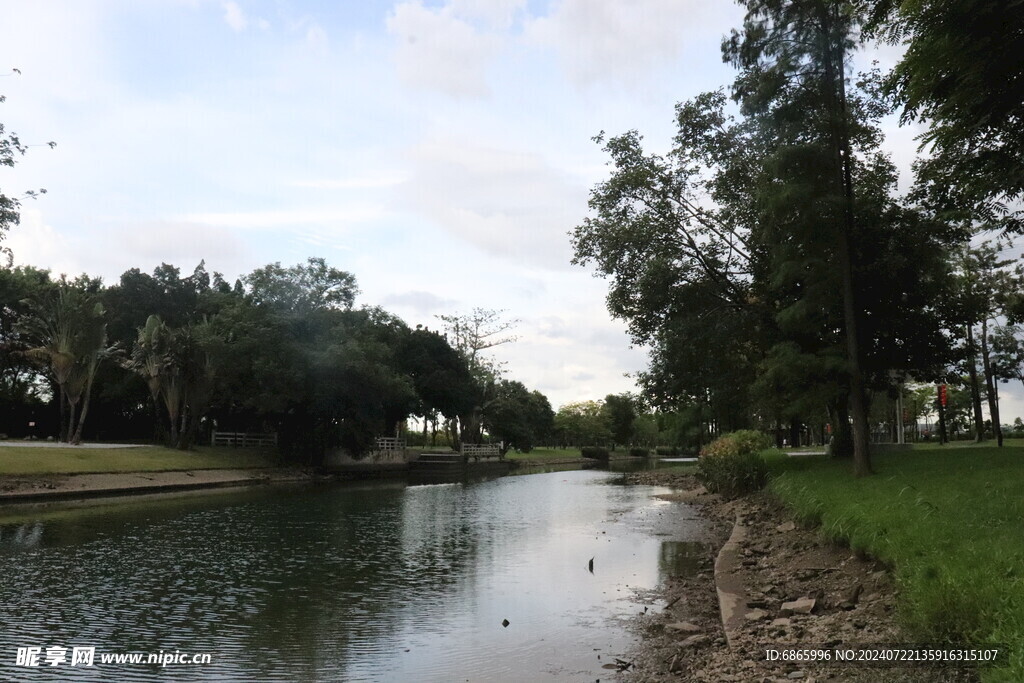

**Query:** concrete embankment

left=0, top=468, right=316, bottom=504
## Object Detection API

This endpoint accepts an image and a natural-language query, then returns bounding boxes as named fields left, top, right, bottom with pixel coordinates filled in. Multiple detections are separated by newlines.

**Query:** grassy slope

left=506, top=447, right=584, bottom=462
left=0, top=446, right=279, bottom=475
left=766, top=446, right=1024, bottom=681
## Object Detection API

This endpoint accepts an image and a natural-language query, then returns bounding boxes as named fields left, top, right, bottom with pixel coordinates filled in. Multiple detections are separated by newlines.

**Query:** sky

left=1, top=0, right=1022, bottom=422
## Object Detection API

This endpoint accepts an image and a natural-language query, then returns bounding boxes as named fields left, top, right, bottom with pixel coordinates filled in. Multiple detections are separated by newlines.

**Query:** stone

left=839, top=583, right=862, bottom=611
left=745, top=609, right=769, bottom=622
left=787, top=672, right=806, bottom=680
left=680, top=634, right=710, bottom=648
left=666, top=621, right=702, bottom=633
left=776, top=521, right=797, bottom=532
left=771, top=618, right=792, bottom=627
left=780, top=598, right=816, bottom=616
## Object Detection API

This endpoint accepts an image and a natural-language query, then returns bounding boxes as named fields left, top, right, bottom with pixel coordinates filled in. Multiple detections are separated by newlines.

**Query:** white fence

left=212, top=431, right=278, bottom=448
left=374, top=437, right=406, bottom=453
left=461, top=443, right=502, bottom=460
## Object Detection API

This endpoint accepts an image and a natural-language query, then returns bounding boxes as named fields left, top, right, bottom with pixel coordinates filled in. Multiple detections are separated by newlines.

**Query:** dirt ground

left=619, top=469, right=980, bottom=683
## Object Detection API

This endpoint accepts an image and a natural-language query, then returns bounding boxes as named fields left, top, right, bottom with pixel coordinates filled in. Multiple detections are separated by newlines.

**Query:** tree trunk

left=966, top=324, right=986, bottom=442
left=57, top=383, right=68, bottom=443
left=66, top=399, right=78, bottom=445
left=824, top=4, right=871, bottom=476
left=937, top=392, right=947, bottom=444
left=980, top=318, right=1003, bottom=446
left=71, top=371, right=97, bottom=445
left=830, top=395, right=853, bottom=459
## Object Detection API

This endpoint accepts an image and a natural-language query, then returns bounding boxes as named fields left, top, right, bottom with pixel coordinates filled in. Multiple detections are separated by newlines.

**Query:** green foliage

left=868, top=0, right=1024, bottom=228
left=553, top=400, right=611, bottom=448
left=602, top=393, right=637, bottom=446
left=769, top=446, right=1024, bottom=679
left=482, top=379, right=554, bottom=454
left=580, top=446, right=609, bottom=460
left=628, top=447, right=648, bottom=457
left=655, top=446, right=680, bottom=456
left=696, top=431, right=769, bottom=498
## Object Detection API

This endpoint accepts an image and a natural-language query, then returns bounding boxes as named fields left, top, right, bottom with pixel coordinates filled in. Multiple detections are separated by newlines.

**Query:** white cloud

left=386, top=1, right=501, bottom=97
left=401, top=138, right=587, bottom=269
left=222, top=1, right=247, bottom=32
left=291, top=173, right=408, bottom=190
left=5, top=209, right=80, bottom=277
left=448, top=0, right=527, bottom=29
left=525, top=0, right=736, bottom=87
left=380, top=290, right=458, bottom=316
left=179, top=207, right=385, bottom=228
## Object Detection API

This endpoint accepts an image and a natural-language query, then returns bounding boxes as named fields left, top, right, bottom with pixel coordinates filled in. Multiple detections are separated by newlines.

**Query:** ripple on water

left=0, top=470, right=709, bottom=681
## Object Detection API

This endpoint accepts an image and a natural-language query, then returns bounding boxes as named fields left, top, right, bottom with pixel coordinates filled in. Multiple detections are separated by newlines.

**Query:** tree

left=0, top=266, right=51, bottom=434
left=867, top=0, right=1024, bottom=229
left=436, top=308, right=518, bottom=445
left=602, top=393, right=638, bottom=448
left=553, top=400, right=611, bottom=449
left=482, top=380, right=554, bottom=454
left=20, top=276, right=107, bottom=443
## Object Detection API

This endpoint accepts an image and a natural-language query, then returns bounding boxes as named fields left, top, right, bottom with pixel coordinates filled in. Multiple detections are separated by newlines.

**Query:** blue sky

left=3, top=0, right=1020, bottom=422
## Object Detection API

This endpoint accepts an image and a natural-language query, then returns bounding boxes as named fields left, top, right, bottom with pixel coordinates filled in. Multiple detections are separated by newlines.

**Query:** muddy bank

left=622, top=469, right=977, bottom=682
left=0, top=468, right=318, bottom=504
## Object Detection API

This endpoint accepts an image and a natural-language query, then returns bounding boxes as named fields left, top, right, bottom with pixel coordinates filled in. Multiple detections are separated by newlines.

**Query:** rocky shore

left=621, top=469, right=978, bottom=682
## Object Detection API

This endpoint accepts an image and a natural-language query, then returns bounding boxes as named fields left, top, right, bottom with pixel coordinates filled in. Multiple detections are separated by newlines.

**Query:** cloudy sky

left=2, top=0, right=1021, bottom=421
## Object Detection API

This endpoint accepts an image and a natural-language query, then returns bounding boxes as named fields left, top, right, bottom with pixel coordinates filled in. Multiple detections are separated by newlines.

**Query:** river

left=0, top=465, right=708, bottom=681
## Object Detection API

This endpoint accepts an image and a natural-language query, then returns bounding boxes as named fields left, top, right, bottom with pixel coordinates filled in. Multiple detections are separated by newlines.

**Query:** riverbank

left=0, top=467, right=317, bottom=503
left=622, top=468, right=975, bottom=682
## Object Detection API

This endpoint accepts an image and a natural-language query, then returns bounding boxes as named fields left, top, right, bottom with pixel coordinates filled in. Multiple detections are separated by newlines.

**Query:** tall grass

left=768, top=447, right=1024, bottom=680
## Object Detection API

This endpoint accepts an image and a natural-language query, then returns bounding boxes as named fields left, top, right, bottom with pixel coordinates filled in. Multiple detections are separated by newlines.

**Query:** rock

left=668, top=655, right=684, bottom=673
left=776, top=521, right=797, bottom=532
left=771, top=618, right=792, bottom=627
left=746, top=599, right=769, bottom=609
left=666, top=621, right=702, bottom=633
left=780, top=598, right=816, bottom=615
left=745, top=609, right=769, bottom=622
left=787, top=671, right=806, bottom=680
left=742, top=559, right=757, bottom=566
left=680, top=634, right=710, bottom=648
left=839, top=583, right=863, bottom=610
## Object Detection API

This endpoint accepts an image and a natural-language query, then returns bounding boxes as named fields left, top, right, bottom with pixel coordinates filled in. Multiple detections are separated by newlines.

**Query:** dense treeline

left=572, top=0, right=1024, bottom=475
left=0, top=258, right=554, bottom=464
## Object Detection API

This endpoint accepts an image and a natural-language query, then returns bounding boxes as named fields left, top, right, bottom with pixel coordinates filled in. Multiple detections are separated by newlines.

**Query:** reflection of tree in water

left=0, top=521, right=44, bottom=550
left=239, top=482, right=489, bottom=681
left=658, top=541, right=706, bottom=581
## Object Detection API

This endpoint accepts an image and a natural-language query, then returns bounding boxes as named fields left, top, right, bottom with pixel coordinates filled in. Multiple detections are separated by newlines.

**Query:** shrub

left=581, top=446, right=610, bottom=460
left=697, top=431, right=770, bottom=499
left=655, top=446, right=680, bottom=456
left=629, top=447, right=649, bottom=457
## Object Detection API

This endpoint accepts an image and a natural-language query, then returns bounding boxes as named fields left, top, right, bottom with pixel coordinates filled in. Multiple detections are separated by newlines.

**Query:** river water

left=0, top=466, right=708, bottom=681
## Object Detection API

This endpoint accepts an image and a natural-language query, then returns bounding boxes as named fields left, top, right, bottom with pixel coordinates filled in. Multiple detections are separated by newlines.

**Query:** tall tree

left=868, top=0, right=1024, bottom=230
left=436, top=308, right=518, bottom=445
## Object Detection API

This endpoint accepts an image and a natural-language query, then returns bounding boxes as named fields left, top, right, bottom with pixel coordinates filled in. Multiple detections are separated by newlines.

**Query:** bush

left=697, top=431, right=770, bottom=499
left=629, top=447, right=649, bottom=457
left=581, top=446, right=610, bottom=460
left=655, top=446, right=680, bottom=456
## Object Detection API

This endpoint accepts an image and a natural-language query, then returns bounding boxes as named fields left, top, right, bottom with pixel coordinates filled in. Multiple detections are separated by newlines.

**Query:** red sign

left=939, top=384, right=947, bottom=407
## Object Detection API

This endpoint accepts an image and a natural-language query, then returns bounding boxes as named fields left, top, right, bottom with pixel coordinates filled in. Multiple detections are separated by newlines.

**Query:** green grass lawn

left=0, top=445, right=280, bottom=475
left=766, top=446, right=1024, bottom=681
left=506, top=447, right=584, bottom=462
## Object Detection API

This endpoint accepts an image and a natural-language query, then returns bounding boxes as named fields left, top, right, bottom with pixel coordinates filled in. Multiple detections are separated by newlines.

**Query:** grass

left=766, top=445, right=1024, bottom=681
left=0, top=445, right=279, bottom=475
left=506, top=447, right=585, bottom=462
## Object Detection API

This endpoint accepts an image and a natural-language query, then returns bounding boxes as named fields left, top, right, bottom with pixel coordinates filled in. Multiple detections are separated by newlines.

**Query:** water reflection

left=0, top=470, right=707, bottom=681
